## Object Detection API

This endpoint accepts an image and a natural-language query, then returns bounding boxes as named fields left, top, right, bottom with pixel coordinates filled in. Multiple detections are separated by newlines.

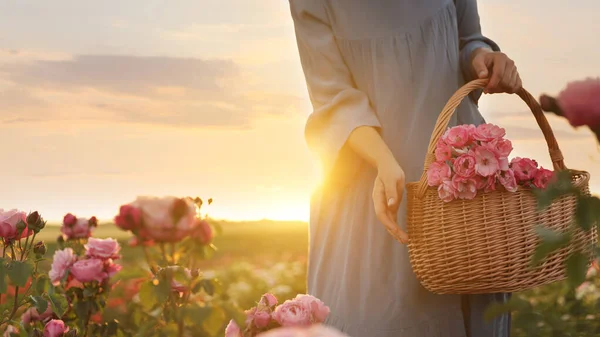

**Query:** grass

left=39, top=220, right=309, bottom=269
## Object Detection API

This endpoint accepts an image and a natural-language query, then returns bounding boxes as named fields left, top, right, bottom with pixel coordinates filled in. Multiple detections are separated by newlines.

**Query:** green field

left=40, top=220, right=309, bottom=269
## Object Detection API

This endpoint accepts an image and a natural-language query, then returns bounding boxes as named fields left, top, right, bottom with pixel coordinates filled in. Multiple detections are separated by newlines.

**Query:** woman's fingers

left=373, top=177, right=408, bottom=244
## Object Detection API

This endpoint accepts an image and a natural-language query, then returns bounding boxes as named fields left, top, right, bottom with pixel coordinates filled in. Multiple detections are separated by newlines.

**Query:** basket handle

left=415, top=78, right=567, bottom=199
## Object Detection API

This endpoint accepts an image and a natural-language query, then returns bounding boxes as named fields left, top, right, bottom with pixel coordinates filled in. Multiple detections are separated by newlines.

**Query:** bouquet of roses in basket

left=427, top=123, right=554, bottom=202
left=225, top=293, right=332, bottom=337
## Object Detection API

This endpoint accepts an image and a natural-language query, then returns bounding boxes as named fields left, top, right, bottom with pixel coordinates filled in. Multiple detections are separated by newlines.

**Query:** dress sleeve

left=454, top=0, right=501, bottom=102
left=289, top=0, right=381, bottom=178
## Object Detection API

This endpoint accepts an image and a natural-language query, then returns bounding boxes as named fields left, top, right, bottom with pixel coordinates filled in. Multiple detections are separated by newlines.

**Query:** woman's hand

left=372, top=158, right=409, bottom=244
left=471, top=47, right=522, bottom=94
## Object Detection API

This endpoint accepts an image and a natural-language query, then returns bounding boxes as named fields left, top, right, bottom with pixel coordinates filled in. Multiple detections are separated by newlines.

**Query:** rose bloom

left=427, top=161, right=452, bottom=186
left=246, top=307, right=272, bottom=329
left=21, top=302, right=53, bottom=325
left=434, top=140, right=452, bottom=161
left=510, top=157, right=539, bottom=182
left=61, top=214, right=94, bottom=239
left=225, top=320, right=242, bottom=337
left=453, top=154, right=476, bottom=178
left=533, top=167, right=554, bottom=189
left=473, top=123, right=506, bottom=142
left=43, top=319, right=69, bottom=337
left=0, top=209, right=31, bottom=240
left=438, top=180, right=456, bottom=203
left=191, top=219, right=213, bottom=245
left=473, top=147, right=500, bottom=177
left=114, top=204, right=143, bottom=231
left=130, top=196, right=199, bottom=242
left=442, top=125, right=473, bottom=147
left=85, top=237, right=121, bottom=260
left=475, top=175, right=497, bottom=193
left=272, top=300, right=313, bottom=327
left=49, top=248, right=77, bottom=286
left=292, top=295, right=330, bottom=323
left=497, top=169, right=518, bottom=193
left=557, top=77, right=600, bottom=128
left=262, top=293, right=278, bottom=307
left=70, top=259, right=107, bottom=283
left=451, top=175, right=477, bottom=200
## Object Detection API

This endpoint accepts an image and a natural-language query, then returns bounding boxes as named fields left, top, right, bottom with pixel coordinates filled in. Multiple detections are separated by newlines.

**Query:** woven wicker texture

left=403, top=79, right=597, bottom=294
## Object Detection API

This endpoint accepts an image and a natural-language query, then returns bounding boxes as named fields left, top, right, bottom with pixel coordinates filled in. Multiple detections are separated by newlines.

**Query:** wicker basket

left=402, top=79, right=597, bottom=295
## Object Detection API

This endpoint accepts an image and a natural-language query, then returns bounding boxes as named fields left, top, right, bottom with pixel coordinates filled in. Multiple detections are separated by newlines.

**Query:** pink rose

left=293, top=295, right=330, bottom=323
left=21, top=301, right=53, bottom=325
left=473, top=123, right=506, bottom=142
left=105, top=260, right=122, bottom=278
left=474, top=175, right=496, bottom=193
left=225, top=320, right=242, bottom=337
left=272, top=300, right=313, bottom=327
left=510, top=157, right=539, bottom=182
left=474, top=147, right=500, bottom=177
left=497, top=169, right=518, bottom=193
left=437, top=180, right=456, bottom=202
left=191, top=219, right=213, bottom=245
left=61, top=214, right=94, bottom=240
left=451, top=175, right=477, bottom=200
left=0, top=209, right=30, bottom=241
left=70, top=259, right=107, bottom=283
left=434, top=140, right=452, bottom=161
left=43, top=319, right=69, bottom=337
left=485, top=138, right=513, bottom=158
left=49, top=248, right=76, bottom=286
left=246, top=307, right=272, bottom=329
left=3, top=325, right=18, bottom=337
left=453, top=154, right=476, bottom=178
left=262, top=293, right=278, bottom=307
left=114, top=205, right=143, bottom=231
left=533, top=167, right=554, bottom=189
left=85, top=238, right=121, bottom=260
left=442, top=125, right=472, bottom=147
left=130, top=196, right=198, bottom=242
left=427, top=161, right=452, bottom=186
left=557, top=77, right=600, bottom=127
left=257, top=325, right=350, bottom=337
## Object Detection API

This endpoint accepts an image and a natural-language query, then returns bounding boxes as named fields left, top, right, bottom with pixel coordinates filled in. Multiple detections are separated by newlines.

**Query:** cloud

left=0, top=53, right=302, bottom=128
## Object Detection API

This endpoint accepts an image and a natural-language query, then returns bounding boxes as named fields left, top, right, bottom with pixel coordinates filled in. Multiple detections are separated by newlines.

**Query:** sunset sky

left=1, top=0, right=599, bottom=222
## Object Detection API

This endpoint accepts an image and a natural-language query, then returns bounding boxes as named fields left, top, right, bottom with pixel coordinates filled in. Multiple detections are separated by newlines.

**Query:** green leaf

left=200, top=279, right=215, bottom=296
left=534, top=171, right=577, bottom=210
left=575, top=195, right=599, bottom=231
left=7, top=261, right=33, bottom=287
left=35, top=275, right=49, bottom=295
left=139, top=281, right=158, bottom=311
left=48, top=293, right=69, bottom=317
left=0, top=259, right=7, bottom=294
left=30, top=295, right=48, bottom=314
left=75, top=300, right=91, bottom=320
left=106, top=320, right=119, bottom=336
left=532, top=226, right=571, bottom=265
left=566, top=252, right=588, bottom=287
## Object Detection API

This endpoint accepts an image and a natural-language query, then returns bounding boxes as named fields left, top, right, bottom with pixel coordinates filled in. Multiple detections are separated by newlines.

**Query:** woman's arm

left=455, top=0, right=521, bottom=95
left=290, top=1, right=408, bottom=243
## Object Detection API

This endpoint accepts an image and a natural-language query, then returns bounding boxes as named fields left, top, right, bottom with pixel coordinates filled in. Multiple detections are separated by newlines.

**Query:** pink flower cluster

left=61, top=213, right=97, bottom=240
left=49, top=238, right=122, bottom=286
left=226, top=294, right=330, bottom=337
left=0, top=209, right=32, bottom=242
left=114, top=196, right=213, bottom=244
left=428, top=123, right=554, bottom=202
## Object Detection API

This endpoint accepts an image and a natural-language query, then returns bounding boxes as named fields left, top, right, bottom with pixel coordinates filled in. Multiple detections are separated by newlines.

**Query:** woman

left=289, top=1, right=522, bottom=337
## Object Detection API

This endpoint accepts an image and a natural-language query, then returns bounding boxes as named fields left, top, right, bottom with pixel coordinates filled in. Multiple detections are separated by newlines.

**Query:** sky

left=0, top=0, right=599, bottom=222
